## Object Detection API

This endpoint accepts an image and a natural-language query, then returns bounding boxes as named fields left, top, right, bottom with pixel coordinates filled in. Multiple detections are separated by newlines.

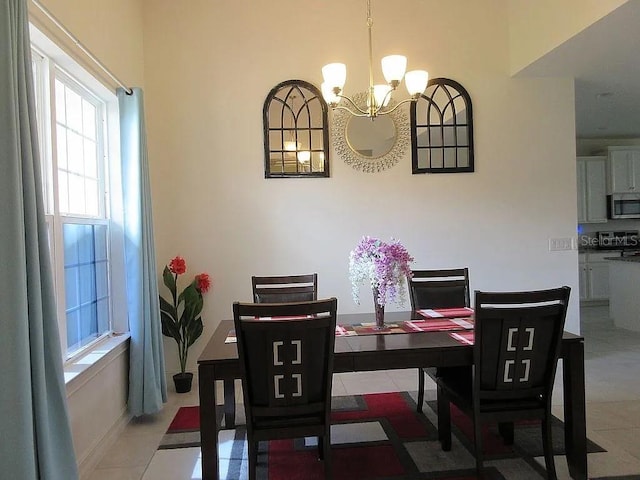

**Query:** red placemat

left=405, top=317, right=474, bottom=332
left=417, top=307, right=474, bottom=319
left=450, top=330, right=474, bottom=345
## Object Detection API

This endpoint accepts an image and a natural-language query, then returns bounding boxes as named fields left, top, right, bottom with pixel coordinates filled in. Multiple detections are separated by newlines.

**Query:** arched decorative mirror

left=410, top=78, right=474, bottom=174
left=263, top=80, right=330, bottom=178
left=332, top=92, right=410, bottom=173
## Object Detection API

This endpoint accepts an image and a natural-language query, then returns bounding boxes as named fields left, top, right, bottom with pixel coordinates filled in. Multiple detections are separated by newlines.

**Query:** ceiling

left=516, top=1, right=640, bottom=139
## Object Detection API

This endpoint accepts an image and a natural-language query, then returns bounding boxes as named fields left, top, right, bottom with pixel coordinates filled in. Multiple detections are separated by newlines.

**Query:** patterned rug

left=155, top=391, right=616, bottom=480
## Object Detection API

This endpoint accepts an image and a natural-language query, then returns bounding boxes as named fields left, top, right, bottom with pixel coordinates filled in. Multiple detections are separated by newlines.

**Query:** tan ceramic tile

left=586, top=401, right=640, bottom=430
left=96, top=432, right=161, bottom=469
left=594, top=427, right=640, bottom=461
left=87, top=465, right=146, bottom=480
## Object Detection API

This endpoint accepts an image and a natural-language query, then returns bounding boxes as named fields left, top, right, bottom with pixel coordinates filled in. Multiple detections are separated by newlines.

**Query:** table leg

left=563, top=340, right=587, bottom=480
left=199, top=365, right=218, bottom=480
left=223, top=378, right=236, bottom=428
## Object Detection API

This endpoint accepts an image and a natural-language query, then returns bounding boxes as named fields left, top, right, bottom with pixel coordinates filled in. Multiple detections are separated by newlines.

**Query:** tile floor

left=87, top=306, right=640, bottom=480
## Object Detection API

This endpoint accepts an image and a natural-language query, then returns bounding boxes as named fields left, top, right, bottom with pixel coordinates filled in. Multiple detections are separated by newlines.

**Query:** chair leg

left=323, top=433, right=332, bottom=480
left=473, top=418, right=484, bottom=477
left=248, top=440, right=258, bottom=480
left=498, top=421, right=514, bottom=445
left=437, top=384, right=452, bottom=451
left=542, top=413, right=558, bottom=480
left=417, top=368, right=425, bottom=412
left=318, top=435, right=324, bottom=460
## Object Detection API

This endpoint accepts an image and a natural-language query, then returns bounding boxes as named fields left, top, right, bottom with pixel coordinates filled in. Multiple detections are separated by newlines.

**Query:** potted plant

left=159, top=256, right=211, bottom=393
left=349, top=236, right=414, bottom=329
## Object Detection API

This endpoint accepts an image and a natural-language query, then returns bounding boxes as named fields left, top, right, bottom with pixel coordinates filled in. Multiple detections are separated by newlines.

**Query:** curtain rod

left=31, top=0, right=133, bottom=95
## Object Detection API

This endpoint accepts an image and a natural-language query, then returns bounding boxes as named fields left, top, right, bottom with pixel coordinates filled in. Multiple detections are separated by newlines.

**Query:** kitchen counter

left=608, top=260, right=640, bottom=332
left=605, top=256, right=640, bottom=263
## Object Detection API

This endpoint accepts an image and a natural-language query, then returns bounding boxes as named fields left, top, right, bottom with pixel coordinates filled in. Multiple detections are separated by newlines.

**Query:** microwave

left=607, top=194, right=640, bottom=219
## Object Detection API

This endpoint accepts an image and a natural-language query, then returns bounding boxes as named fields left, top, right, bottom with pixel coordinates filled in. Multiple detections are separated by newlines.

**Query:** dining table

left=197, top=310, right=587, bottom=480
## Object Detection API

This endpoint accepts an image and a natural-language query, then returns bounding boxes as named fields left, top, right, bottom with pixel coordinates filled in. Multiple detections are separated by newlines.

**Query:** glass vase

left=373, top=286, right=385, bottom=330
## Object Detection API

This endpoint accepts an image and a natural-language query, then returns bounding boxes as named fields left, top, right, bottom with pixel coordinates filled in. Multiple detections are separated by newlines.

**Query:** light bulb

left=321, top=63, right=347, bottom=92
left=381, top=55, right=407, bottom=86
left=370, top=84, right=392, bottom=109
left=321, top=82, right=341, bottom=105
left=297, top=151, right=311, bottom=163
left=405, top=70, right=429, bottom=97
left=284, top=140, right=297, bottom=152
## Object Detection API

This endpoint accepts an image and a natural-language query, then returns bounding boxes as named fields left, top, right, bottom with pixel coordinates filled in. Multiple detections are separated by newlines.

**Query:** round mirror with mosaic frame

left=332, top=92, right=410, bottom=173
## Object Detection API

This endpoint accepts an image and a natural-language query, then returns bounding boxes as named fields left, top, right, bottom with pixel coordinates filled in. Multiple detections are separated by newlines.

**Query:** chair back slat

left=408, top=268, right=470, bottom=310
left=252, top=274, right=318, bottom=303
left=233, top=298, right=336, bottom=417
left=473, top=287, right=570, bottom=403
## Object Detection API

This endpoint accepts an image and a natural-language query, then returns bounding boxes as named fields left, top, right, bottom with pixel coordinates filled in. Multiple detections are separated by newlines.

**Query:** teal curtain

left=118, top=88, right=167, bottom=416
left=0, top=0, right=78, bottom=478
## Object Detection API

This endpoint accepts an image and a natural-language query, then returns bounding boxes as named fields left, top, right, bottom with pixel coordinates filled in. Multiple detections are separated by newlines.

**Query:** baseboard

left=77, top=407, right=132, bottom=480
left=580, top=299, right=609, bottom=307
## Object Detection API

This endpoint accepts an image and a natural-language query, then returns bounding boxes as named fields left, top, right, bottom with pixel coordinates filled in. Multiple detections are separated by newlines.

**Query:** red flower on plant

left=195, top=273, right=211, bottom=293
left=169, top=256, right=187, bottom=275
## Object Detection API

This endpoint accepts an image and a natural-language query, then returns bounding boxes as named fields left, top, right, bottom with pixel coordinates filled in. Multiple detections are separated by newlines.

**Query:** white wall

left=508, top=0, right=627, bottom=75
left=142, top=0, right=582, bottom=375
left=66, top=344, right=129, bottom=478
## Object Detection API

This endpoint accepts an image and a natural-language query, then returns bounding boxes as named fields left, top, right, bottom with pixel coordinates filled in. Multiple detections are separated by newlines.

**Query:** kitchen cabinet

left=577, top=156, right=607, bottom=223
left=579, top=251, right=611, bottom=302
left=607, top=147, right=640, bottom=193
left=608, top=258, right=640, bottom=332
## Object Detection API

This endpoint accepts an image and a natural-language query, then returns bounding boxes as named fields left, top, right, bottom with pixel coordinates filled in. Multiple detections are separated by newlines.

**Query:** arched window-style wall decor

left=410, top=78, right=474, bottom=174
left=263, top=80, right=330, bottom=178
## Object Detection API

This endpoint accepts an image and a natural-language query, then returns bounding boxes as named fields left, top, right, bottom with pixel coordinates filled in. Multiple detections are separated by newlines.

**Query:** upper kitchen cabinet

left=577, top=156, right=607, bottom=223
left=607, top=146, right=640, bottom=193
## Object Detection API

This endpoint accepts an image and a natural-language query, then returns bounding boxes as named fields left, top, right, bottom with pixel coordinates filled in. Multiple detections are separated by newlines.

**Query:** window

left=30, top=26, right=126, bottom=358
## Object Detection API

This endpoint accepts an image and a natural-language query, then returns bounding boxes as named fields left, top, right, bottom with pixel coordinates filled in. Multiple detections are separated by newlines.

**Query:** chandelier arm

left=334, top=93, right=370, bottom=116
left=377, top=87, right=396, bottom=113
left=331, top=105, right=374, bottom=118
left=378, top=97, right=418, bottom=116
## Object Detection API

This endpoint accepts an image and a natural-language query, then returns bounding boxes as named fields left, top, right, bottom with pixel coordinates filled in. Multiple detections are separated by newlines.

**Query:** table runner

left=335, top=317, right=474, bottom=337
left=224, top=315, right=474, bottom=343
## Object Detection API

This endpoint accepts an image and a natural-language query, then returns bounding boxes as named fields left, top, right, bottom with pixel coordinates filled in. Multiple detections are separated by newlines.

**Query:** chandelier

left=321, top=0, right=429, bottom=119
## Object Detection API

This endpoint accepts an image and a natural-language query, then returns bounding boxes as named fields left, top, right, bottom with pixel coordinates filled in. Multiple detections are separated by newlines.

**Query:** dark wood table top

left=198, top=311, right=583, bottom=365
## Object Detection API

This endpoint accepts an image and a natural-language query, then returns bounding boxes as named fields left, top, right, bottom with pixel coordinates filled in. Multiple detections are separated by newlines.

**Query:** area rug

left=152, top=391, right=615, bottom=480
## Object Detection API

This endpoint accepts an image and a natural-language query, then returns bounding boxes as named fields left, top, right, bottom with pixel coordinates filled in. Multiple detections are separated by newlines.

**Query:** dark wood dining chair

left=407, top=268, right=470, bottom=412
left=436, top=286, right=571, bottom=479
left=233, top=298, right=337, bottom=480
left=251, top=273, right=318, bottom=303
